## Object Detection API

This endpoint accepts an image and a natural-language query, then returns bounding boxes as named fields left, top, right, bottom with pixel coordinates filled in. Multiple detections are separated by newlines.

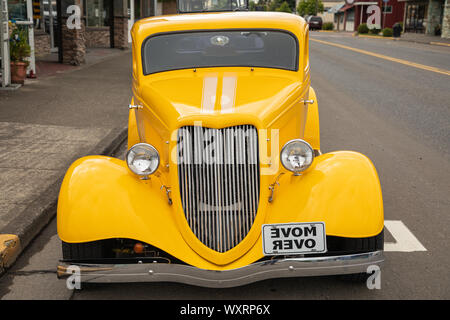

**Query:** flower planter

left=10, top=62, right=27, bottom=85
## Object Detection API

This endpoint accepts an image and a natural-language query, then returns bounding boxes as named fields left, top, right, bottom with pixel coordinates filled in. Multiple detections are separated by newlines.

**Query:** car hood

left=135, top=68, right=308, bottom=130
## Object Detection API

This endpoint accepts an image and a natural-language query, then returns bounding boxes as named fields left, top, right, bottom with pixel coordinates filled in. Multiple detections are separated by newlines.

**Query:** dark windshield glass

left=142, top=30, right=298, bottom=75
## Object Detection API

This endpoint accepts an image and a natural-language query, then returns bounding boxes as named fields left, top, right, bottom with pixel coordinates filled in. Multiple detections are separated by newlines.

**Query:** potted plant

left=9, top=23, right=31, bottom=85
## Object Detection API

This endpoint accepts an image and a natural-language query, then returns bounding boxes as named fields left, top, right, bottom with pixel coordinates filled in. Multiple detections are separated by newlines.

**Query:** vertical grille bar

left=178, top=125, right=260, bottom=253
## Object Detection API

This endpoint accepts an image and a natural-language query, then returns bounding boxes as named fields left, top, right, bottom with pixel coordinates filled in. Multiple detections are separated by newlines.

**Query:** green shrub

left=357, top=23, right=369, bottom=34
left=382, top=28, right=393, bottom=37
left=369, top=28, right=381, bottom=35
left=322, top=22, right=334, bottom=30
left=9, top=24, right=31, bottom=64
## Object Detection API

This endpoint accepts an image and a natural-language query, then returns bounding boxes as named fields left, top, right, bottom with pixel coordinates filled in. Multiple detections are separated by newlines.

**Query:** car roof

left=132, top=12, right=307, bottom=42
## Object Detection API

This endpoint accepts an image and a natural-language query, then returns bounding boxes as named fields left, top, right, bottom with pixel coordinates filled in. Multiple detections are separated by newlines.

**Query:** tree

left=266, top=0, right=296, bottom=11
left=276, top=1, right=293, bottom=13
left=296, top=0, right=324, bottom=16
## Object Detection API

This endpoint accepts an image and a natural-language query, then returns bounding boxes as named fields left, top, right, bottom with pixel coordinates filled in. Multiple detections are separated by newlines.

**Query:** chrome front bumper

left=57, top=251, right=383, bottom=288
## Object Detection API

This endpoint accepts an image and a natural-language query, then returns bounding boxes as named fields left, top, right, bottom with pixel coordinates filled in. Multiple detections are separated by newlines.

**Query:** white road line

left=384, top=220, right=427, bottom=252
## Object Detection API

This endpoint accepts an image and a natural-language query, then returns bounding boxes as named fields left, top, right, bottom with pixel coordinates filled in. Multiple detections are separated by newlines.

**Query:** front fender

left=267, top=151, right=384, bottom=238
left=57, top=151, right=383, bottom=270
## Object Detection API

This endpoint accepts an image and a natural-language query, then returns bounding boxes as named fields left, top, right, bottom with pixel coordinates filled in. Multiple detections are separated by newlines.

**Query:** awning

left=339, top=4, right=354, bottom=12
left=329, top=3, right=345, bottom=13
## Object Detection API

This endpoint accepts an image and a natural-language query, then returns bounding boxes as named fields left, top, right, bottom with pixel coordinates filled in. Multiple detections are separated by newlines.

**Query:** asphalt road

left=0, top=33, right=449, bottom=300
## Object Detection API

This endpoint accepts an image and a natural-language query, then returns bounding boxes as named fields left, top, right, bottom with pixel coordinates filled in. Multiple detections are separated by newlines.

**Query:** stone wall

left=162, top=0, right=178, bottom=14
left=85, top=27, right=111, bottom=48
left=427, top=0, right=445, bottom=35
left=61, top=18, right=86, bottom=66
left=34, top=31, right=51, bottom=57
left=443, top=0, right=450, bottom=38
left=113, top=16, right=129, bottom=49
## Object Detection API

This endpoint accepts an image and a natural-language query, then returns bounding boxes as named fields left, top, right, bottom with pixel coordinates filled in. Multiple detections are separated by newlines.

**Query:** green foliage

left=9, top=24, right=31, bottom=64
left=369, top=28, right=381, bottom=35
left=276, top=1, right=292, bottom=13
left=249, top=0, right=268, bottom=11
left=322, top=22, right=334, bottom=30
left=382, top=27, right=393, bottom=37
left=266, top=0, right=296, bottom=11
left=357, top=23, right=369, bottom=34
left=296, top=0, right=324, bottom=16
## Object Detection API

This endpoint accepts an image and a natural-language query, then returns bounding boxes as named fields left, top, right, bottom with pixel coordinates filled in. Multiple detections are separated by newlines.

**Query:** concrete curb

left=0, top=126, right=127, bottom=275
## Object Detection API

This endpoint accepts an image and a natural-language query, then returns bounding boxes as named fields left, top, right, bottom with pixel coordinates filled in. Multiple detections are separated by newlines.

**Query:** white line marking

left=384, top=220, right=427, bottom=252
left=201, top=77, right=218, bottom=113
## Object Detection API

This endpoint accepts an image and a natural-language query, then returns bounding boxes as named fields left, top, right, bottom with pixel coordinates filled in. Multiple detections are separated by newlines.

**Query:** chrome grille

left=177, top=125, right=260, bottom=253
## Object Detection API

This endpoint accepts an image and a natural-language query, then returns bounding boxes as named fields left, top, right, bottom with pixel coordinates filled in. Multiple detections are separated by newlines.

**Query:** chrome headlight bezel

left=280, top=139, right=315, bottom=174
left=126, top=143, right=160, bottom=176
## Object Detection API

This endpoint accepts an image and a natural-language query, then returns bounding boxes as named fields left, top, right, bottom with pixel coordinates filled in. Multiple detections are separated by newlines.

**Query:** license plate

left=262, top=222, right=327, bottom=255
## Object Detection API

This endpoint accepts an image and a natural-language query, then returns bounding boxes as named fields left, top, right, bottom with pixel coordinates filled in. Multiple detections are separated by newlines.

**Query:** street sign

left=33, top=1, right=40, bottom=19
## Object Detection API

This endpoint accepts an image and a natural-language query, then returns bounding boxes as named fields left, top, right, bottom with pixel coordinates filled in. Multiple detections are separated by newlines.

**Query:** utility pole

left=0, top=0, right=10, bottom=87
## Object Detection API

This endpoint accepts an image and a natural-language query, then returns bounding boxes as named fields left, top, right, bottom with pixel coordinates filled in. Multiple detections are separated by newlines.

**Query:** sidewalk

left=34, top=48, right=128, bottom=79
left=0, top=48, right=131, bottom=273
left=396, top=33, right=450, bottom=46
left=353, top=31, right=450, bottom=46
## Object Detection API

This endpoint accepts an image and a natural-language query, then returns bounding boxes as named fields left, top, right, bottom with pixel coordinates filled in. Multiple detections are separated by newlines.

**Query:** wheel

left=339, top=230, right=384, bottom=282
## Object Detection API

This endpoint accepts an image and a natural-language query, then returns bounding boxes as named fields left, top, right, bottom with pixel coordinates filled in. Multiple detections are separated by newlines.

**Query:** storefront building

left=6, top=0, right=179, bottom=68
left=400, top=0, right=449, bottom=38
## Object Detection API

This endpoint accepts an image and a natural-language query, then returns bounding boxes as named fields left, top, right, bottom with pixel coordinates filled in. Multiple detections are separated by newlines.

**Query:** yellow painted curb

left=357, top=34, right=394, bottom=40
left=0, top=234, right=21, bottom=270
left=430, top=42, right=450, bottom=47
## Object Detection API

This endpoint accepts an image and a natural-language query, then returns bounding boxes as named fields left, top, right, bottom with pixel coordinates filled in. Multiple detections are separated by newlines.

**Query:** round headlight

left=280, top=139, right=314, bottom=174
left=126, top=143, right=159, bottom=176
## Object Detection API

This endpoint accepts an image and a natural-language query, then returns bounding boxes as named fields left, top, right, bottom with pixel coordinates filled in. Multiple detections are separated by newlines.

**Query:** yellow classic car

left=57, top=1, right=384, bottom=287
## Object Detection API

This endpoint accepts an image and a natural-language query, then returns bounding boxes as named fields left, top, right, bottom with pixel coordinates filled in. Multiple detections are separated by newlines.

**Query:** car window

left=142, top=30, right=298, bottom=75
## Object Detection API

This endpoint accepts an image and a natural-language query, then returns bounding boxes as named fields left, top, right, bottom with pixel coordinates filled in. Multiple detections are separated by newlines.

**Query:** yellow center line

left=310, top=38, right=450, bottom=76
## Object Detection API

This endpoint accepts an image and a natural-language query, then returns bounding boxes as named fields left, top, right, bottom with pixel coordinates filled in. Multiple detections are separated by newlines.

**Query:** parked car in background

left=307, top=16, right=323, bottom=30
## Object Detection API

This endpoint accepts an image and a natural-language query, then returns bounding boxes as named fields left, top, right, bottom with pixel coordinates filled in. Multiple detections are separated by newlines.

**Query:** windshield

left=178, top=0, right=248, bottom=13
left=142, top=30, right=298, bottom=75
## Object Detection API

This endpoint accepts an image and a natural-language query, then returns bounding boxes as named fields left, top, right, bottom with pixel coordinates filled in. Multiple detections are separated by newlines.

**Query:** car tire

left=62, top=241, right=108, bottom=260
left=339, top=230, right=384, bottom=283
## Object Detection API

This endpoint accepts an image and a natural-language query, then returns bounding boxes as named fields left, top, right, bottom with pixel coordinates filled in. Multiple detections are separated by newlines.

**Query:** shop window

left=83, top=0, right=112, bottom=27
left=383, top=5, right=392, bottom=14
